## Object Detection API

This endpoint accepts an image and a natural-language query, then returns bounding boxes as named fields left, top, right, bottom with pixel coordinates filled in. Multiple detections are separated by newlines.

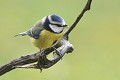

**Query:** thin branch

left=0, top=0, right=92, bottom=76
left=65, top=0, right=92, bottom=36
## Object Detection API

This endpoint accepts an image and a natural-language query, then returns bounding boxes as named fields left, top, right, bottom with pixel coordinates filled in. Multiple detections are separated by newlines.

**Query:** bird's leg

left=52, top=47, right=63, bottom=59
left=37, top=56, right=46, bottom=72
left=37, top=49, right=51, bottom=72
left=37, top=49, right=45, bottom=72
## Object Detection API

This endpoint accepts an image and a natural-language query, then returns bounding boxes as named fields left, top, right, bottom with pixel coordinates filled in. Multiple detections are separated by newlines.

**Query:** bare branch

left=14, top=38, right=73, bottom=69
left=0, top=0, right=92, bottom=76
left=0, top=38, right=73, bottom=76
left=65, top=0, right=92, bottom=36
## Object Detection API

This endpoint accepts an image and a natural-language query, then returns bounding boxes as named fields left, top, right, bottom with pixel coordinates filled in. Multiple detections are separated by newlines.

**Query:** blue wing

left=15, top=19, right=44, bottom=39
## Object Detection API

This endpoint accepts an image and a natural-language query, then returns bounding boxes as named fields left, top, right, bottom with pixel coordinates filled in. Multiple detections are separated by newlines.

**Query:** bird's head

left=42, top=14, right=67, bottom=33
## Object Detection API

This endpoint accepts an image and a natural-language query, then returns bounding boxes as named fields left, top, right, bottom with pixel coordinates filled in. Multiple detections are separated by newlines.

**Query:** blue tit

left=16, top=14, right=68, bottom=50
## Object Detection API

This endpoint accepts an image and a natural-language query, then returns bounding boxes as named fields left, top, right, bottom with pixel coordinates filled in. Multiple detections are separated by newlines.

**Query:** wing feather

left=15, top=19, right=44, bottom=39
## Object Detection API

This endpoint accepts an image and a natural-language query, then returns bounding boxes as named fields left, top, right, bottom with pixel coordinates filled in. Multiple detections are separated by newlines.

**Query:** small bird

left=15, top=14, right=68, bottom=56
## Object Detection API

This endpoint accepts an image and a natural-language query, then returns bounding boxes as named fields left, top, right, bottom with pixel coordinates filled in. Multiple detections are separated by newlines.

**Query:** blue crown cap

left=50, top=14, right=63, bottom=23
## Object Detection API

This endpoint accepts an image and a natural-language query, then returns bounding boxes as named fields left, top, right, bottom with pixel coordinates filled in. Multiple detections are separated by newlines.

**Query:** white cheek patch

left=49, top=24, right=64, bottom=33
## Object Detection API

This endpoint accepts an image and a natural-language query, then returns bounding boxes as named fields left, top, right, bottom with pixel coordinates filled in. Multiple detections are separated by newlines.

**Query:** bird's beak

left=63, top=24, right=68, bottom=27
left=65, top=25, right=69, bottom=30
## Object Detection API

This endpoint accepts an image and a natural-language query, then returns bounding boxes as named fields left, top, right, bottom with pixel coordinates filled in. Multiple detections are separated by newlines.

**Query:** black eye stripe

left=51, top=23, right=68, bottom=27
left=50, top=23, right=62, bottom=27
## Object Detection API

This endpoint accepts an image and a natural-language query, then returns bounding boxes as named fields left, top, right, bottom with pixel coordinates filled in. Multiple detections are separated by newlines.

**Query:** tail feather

left=15, top=32, right=27, bottom=37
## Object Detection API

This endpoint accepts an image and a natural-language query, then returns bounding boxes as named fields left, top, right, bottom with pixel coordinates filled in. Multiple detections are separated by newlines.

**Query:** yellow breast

left=30, top=30, right=64, bottom=49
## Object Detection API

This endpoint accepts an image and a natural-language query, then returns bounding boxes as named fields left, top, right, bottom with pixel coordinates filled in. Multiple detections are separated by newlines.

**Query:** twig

left=65, top=0, right=92, bottom=36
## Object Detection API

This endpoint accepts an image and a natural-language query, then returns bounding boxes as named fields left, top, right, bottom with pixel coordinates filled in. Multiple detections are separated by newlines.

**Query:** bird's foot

left=52, top=47, right=62, bottom=59
left=37, top=51, right=51, bottom=72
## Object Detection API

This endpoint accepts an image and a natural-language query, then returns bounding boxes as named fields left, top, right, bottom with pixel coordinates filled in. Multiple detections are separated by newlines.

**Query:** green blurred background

left=0, top=0, right=120, bottom=80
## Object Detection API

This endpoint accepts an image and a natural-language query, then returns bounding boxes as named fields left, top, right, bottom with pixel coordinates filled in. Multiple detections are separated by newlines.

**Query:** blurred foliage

left=0, top=0, right=120, bottom=80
